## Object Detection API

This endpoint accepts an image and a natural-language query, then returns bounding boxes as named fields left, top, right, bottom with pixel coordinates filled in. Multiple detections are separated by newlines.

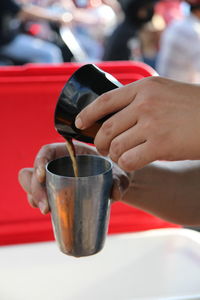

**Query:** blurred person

left=138, top=13, right=165, bottom=68
left=155, top=0, right=183, bottom=25
left=0, top=0, right=72, bottom=64
left=156, top=0, right=200, bottom=83
left=70, top=0, right=118, bottom=61
left=102, top=0, right=159, bottom=62
left=40, top=0, right=118, bottom=61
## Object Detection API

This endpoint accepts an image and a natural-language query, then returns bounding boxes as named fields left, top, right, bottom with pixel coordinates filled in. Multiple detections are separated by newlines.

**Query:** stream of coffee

left=65, top=139, right=78, bottom=177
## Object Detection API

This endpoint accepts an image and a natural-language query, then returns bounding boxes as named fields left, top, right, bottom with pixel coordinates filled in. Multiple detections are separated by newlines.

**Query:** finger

left=34, top=143, right=66, bottom=183
left=75, top=82, right=138, bottom=130
left=31, top=173, right=50, bottom=214
left=18, top=168, right=33, bottom=194
left=18, top=168, right=38, bottom=209
left=34, top=144, right=57, bottom=183
left=27, top=193, right=38, bottom=208
left=54, top=142, right=70, bottom=157
left=34, top=143, right=71, bottom=183
left=118, top=142, right=155, bottom=171
left=73, top=141, right=98, bottom=155
left=94, top=101, right=138, bottom=155
left=108, top=122, right=146, bottom=163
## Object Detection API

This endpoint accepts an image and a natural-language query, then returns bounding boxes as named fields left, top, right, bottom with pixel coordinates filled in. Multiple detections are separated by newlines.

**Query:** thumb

left=34, top=145, right=55, bottom=183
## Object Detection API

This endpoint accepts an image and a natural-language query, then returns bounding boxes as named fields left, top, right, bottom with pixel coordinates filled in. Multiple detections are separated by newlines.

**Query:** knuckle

left=118, top=156, right=132, bottom=172
left=141, top=119, right=152, bottom=132
left=31, top=188, right=45, bottom=204
left=100, top=119, right=114, bottom=137
left=27, top=194, right=37, bottom=208
left=97, top=92, right=112, bottom=113
left=142, top=115, right=158, bottom=132
left=138, top=77, right=161, bottom=103
left=110, top=138, right=122, bottom=158
left=35, top=146, right=49, bottom=165
left=94, top=138, right=108, bottom=156
left=39, top=145, right=46, bottom=154
left=39, top=144, right=50, bottom=154
left=136, top=99, right=152, bottom=114
left=35, top=145, right=53, bottom=168
left=99, top=92, right=110, bottom=105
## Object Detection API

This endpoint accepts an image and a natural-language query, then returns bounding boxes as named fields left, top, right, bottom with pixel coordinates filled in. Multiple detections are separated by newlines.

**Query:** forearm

left=19, top=5, right=72, bottom=24
left=122, top=160, right=200, bottom=226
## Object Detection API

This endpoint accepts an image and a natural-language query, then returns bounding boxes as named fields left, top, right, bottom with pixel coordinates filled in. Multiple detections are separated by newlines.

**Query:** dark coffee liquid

left=65, top=139, right=78, bottom=177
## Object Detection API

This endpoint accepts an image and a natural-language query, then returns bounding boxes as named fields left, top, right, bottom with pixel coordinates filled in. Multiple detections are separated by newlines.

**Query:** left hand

left=18, top=142, right=129, bottom=214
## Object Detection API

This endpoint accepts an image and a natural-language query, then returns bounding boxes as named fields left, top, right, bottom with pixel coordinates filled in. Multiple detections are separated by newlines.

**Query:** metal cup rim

left=46, top=154, right=113, bottom=179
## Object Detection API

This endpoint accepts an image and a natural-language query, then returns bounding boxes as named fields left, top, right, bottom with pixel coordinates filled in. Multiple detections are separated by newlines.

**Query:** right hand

left=75, top=77, right=200, bottom=171
left=18, top=142, right=130, bottom=214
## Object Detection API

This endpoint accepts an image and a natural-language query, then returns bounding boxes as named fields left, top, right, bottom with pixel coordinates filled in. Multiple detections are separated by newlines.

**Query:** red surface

left=0, top=61, right=179, bottom=246
left=0, top=61, right=157, bottom=77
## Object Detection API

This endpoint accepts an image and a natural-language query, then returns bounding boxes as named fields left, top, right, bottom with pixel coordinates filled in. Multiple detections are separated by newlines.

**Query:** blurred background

left=0, top=0, right=196, bottom=81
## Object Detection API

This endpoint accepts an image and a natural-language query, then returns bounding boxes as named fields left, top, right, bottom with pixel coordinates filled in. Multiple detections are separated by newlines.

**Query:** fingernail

left=75, top=117, right=83, bottom=129
left=38, top=201, right=47, bottom=214
left=36, top=166, right=46, bottom=182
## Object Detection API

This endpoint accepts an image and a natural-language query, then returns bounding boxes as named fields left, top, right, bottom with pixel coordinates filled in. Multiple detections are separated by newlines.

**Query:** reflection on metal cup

left=46, top=155, right=113, bottom=257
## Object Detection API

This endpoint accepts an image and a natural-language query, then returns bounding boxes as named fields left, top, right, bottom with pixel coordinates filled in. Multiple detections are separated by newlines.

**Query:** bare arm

left=123, top=160, right=200, bottom=226
left=18, top=4, right=73, bottom=24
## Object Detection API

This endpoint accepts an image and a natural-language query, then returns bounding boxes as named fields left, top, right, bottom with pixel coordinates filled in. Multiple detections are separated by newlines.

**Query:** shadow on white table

left=0, top=228, right=200, bottom=300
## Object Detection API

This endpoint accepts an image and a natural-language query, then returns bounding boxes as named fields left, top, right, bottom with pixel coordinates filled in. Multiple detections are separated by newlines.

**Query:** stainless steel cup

left=46, top=155, right=113, bottom=257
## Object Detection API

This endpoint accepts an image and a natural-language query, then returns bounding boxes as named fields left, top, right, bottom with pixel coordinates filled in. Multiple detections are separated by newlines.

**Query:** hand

left=18, top=142, right=129, bottom=214
left=75, top=77, right=200, bottom=171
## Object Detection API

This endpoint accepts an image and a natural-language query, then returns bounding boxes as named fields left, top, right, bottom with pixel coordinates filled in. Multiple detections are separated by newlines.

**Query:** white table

left=0, top=228, right=200, bottom=300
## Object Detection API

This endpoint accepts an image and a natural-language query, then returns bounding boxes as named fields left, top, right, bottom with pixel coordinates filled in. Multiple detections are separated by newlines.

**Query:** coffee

left=65, top=139, right=78, bottom=177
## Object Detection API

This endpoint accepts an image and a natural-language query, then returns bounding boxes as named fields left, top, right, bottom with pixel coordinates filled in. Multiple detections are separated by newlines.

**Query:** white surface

left=0, top=228, right=200, bottom=300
